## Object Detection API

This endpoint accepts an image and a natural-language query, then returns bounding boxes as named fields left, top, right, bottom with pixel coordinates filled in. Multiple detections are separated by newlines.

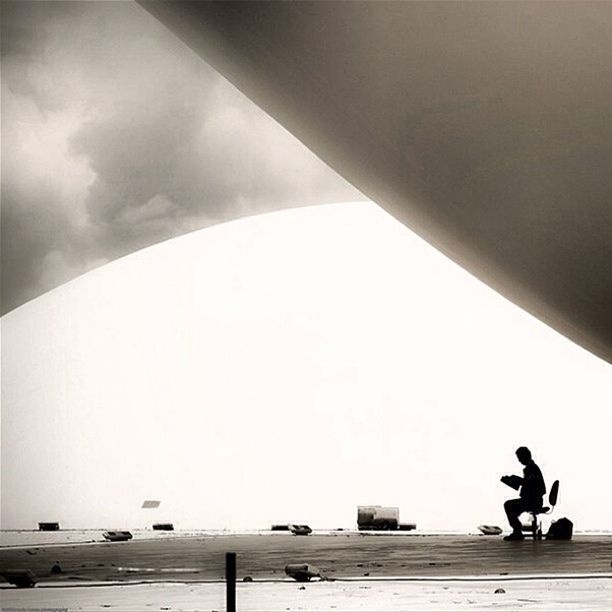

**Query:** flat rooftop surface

left=2, top=533, right=611, bottom=582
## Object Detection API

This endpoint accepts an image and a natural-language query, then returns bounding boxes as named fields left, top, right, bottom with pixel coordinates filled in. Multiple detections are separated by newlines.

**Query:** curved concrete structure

left=139, top=1, right=612, bottom=363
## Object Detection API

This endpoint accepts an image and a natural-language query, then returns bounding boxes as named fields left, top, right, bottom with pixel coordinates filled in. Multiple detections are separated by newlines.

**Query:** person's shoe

left=503, top=532, right=525, bottom=541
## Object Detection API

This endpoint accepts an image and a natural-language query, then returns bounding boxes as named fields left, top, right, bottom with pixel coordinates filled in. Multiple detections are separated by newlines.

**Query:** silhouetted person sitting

left=501, top=446, right=546, bottom=541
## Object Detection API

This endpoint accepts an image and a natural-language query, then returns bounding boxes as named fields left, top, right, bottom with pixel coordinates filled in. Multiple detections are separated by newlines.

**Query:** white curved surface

left=2, top=202, right=610, bottom=530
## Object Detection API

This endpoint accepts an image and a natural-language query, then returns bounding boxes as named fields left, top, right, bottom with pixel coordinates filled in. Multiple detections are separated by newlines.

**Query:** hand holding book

left=500, top=474, right=523, bottom=491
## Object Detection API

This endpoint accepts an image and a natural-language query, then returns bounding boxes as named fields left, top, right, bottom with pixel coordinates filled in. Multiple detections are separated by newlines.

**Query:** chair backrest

left=549, top=480, right=559, bottom=507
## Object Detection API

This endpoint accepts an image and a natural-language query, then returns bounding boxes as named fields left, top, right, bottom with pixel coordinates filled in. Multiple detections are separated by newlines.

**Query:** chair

left=522, top=480, right=559, bottom=540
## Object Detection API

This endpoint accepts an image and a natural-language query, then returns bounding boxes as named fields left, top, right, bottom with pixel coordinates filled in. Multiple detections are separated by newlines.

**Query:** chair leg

left=532, top=514, right=544, bottom=540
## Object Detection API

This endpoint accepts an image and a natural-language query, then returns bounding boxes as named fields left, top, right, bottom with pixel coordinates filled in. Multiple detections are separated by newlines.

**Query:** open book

left=500, top=474, right=522, bottom=491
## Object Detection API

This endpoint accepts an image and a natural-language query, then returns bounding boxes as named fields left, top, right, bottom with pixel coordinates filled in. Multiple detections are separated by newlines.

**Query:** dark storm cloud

left=1, top=1, right=363, bottom=314
left=1, top=183, right=71, bottom=313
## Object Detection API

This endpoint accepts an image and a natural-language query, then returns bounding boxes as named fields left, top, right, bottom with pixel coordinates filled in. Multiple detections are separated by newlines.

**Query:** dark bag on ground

left=546, top=517, right=573, bottom=540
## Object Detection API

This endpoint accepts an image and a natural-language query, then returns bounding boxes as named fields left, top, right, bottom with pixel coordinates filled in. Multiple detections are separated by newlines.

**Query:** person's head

left=515, top=446, right=532, bottom=465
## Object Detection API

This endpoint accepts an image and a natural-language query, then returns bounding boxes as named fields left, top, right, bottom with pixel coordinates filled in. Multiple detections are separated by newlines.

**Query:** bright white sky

left=2, top=201, right=611, bottom=532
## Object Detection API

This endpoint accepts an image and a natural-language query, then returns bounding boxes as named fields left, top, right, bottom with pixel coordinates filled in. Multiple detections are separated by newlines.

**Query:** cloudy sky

left=1, top=0, right=363, bottom=315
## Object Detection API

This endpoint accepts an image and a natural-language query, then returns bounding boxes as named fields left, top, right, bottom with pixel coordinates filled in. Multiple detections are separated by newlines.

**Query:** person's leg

left=504, top=498, right=525, bottom=533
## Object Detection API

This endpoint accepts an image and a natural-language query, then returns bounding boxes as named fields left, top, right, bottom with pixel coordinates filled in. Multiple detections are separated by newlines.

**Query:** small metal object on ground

left=289, top=524, right=312, bottom=536
left=357, top=506, right=400, bottom=530
left=285, top=563, right=321, bottom=582
left=102, top=531, right=133, bottom=542
left=398, top=523, right=417, bottom=531
left=478, top=525, right=503, bottom=536
left=152, top=523, right=174, bottom=531
left=38, top=522, right=60, bottom=531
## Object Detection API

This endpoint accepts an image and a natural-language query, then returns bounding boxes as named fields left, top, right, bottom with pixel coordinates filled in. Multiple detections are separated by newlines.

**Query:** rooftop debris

left=285, top=563, right=321, bottom=582
left=2, top=569, right=37, bottom=588
left=289, top=524, right=312, bottom=536
left=152, top=523, right=174, bottom=531
left=38, top=522, right=60, bottom=531
left=102, top=531, right=133, bottom=542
